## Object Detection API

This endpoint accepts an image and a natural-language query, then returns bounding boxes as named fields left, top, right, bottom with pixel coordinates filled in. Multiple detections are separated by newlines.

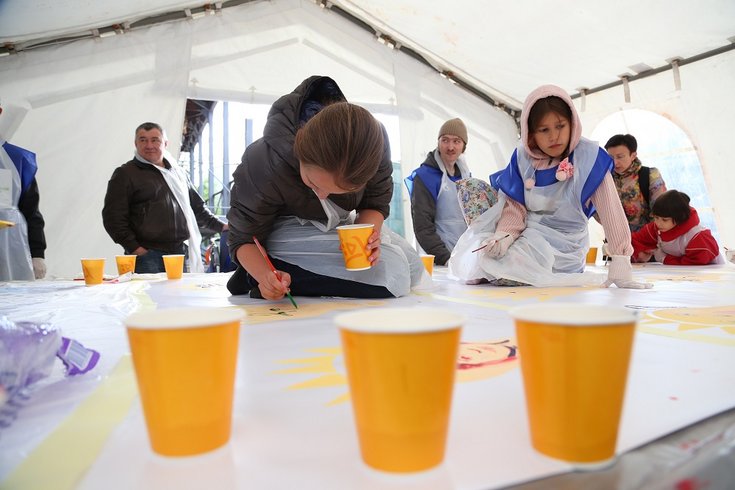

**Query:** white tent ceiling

left=1, top=0, right=734, bottom=278
left=2, top=0, right=734, bottom=109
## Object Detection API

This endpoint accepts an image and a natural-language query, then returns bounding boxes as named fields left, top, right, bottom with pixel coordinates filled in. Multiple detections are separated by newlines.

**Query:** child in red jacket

left=631, top=190, right=723, bottom=265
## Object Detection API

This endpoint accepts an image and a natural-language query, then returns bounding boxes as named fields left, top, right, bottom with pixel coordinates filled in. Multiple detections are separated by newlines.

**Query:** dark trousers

left=226, top=258, right=394, bottom=299
left=133, top=246, right=188, bottom=274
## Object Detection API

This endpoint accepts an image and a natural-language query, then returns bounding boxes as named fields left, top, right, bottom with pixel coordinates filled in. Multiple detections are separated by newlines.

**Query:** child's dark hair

left=651, top=190, right=691, bottom=224
left=528, top=96, right=572, bottom=133
left=604, top=134, right=637, bottom=152
left=294, top=102, right=384, bottom=190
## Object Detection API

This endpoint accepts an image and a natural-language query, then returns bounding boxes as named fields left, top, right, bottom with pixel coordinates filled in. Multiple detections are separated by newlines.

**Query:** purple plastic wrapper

left=57, top=337, right=100, bottom=376
left=0, top=316, right=62, bottom=403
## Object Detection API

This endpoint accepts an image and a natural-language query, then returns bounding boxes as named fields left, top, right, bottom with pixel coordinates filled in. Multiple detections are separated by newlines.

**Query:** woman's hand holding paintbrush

left=251, top=237, right=298, bottom=308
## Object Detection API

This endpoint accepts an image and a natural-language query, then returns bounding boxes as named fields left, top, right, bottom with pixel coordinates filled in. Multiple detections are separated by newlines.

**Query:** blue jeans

left=133, top=248, right=189, bottom=274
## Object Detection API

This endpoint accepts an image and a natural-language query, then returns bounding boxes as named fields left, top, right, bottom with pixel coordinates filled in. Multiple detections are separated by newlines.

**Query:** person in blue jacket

left=405, top=118, right=470, bottom=265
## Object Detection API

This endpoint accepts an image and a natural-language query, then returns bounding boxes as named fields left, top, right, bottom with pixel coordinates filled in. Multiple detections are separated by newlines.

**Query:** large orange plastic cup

left=510, top=303, right=637, bottom=468
left=335, top=307, right=463, bottom=472
left=162, top=254, right=185, bottom=279
left=420, top=254, right=435, bottom=276
left=81, top=258, right=105, bottom=285
left=115, top=255, right=137, bottom=275
left=336, top=224, right=374, bottom=271
left=125, top=307, right=244, bottom=457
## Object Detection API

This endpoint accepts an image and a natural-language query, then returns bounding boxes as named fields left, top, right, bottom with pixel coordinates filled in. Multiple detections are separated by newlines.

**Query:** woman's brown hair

left=294, top=102, right=384, bottom=190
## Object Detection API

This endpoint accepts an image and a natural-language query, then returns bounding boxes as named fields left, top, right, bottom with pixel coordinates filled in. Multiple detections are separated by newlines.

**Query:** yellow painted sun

left=641, top=272, right=730, bottom=283
left=273, top=339, right=520, bottom=406
left=637, top=305, right=735, bottom=346
left=272, top=347, right=348, bottom=406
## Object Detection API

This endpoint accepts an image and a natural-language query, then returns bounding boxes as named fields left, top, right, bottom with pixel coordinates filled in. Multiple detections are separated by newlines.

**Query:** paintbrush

left=253, top=237, right=298, bottom=309
left=472, top=234, right=511, bottom=253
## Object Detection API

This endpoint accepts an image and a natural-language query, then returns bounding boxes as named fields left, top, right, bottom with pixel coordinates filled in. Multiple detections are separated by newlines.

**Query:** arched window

left=591, top=109, right=720, bottom=241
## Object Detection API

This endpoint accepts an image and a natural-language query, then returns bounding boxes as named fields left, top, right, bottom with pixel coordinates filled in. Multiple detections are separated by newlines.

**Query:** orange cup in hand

left=336, top=224, right=374, bottom=271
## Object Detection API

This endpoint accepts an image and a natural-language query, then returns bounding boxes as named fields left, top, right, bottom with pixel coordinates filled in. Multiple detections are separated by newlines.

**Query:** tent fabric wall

left=0, top=0, right=731, bottom=278
left=578, top=50, right=735, bottom=248
left=0, top=0, right=518, bottom=278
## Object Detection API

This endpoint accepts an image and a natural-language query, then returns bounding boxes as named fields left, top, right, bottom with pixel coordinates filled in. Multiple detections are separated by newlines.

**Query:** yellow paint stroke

left=637, top=326, right=735, bottom=347
left=238, top=301, right=385, bottom=325
left=273, top=347, right=346, bottom=406
left=288, top=374, right=347, bottom=390
left=273, top=347, right=342, bottom=374
left=466, top=286, right=595, bottom=302
left=642, top=272, right=732, bottom=283
left=637, top=305, right=735, bottom=346
left=2, top=356, right=137, bottom=490
left=127, top=280, right=156, bottom=312
left=415, top=286, right=596, bottom=309
left=414, top=291, right=509, bottom=310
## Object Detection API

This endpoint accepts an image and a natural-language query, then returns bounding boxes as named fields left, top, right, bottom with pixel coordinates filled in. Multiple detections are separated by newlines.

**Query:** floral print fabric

left=612, top=159, right=667, bottom=232
left=456, top=177, right=499, bottom=225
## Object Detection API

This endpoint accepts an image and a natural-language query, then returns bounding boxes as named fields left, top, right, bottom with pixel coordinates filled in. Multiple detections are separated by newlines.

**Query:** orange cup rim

left=335, top=307, right=464, bottom=333
left=125, top=307, right=245, bottom=330
left=510, top=303, right=636, bottom=326
left=336, top=224, right=374, bottom=230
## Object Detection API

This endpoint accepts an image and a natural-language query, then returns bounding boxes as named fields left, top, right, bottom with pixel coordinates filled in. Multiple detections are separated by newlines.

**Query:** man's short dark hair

left=604, top=134, right=637, bottom=152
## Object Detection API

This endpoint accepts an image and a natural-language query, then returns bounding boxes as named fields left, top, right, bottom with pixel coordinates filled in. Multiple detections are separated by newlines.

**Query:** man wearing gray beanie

left=404, top=118, right=471, bottom=265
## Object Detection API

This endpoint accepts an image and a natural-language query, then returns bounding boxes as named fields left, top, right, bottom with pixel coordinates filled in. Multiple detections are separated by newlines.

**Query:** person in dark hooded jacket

left=226, top=76, right=426, bottom=301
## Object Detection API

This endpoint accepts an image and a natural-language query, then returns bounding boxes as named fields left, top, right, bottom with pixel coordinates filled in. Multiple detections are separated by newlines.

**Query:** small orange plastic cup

left=81, top=258, right=105, bottom=285
left=420, top=254, right=435, bottom=276
left=585, top=247, right=598, bottom=265
left=336, top=224, right=374, bottom=271
left=335, top=307, right=463, bottom=472
left=125, top=307, right=244, bottom=457
left=510, top=303, right=637, bottom=468
left=115, top=255, right=137, bottom=275
left=162, top=254, right=185, bottom=279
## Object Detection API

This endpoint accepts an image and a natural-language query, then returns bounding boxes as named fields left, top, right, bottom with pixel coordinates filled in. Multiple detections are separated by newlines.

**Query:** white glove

left=653, top=248, right=666, bottom=263
left=482, top=232, right=514, bottom=259
left=32, top=257, right=47, bottom=279
left=602, top=255, right=652, bottom=289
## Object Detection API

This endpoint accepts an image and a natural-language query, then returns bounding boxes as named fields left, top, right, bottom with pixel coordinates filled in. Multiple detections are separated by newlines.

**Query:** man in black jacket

left=102, top=122, right=227, bottom=273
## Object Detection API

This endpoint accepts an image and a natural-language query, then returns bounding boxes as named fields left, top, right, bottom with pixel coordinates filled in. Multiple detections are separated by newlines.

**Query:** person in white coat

left=0, top=99, right=47, bottom=281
